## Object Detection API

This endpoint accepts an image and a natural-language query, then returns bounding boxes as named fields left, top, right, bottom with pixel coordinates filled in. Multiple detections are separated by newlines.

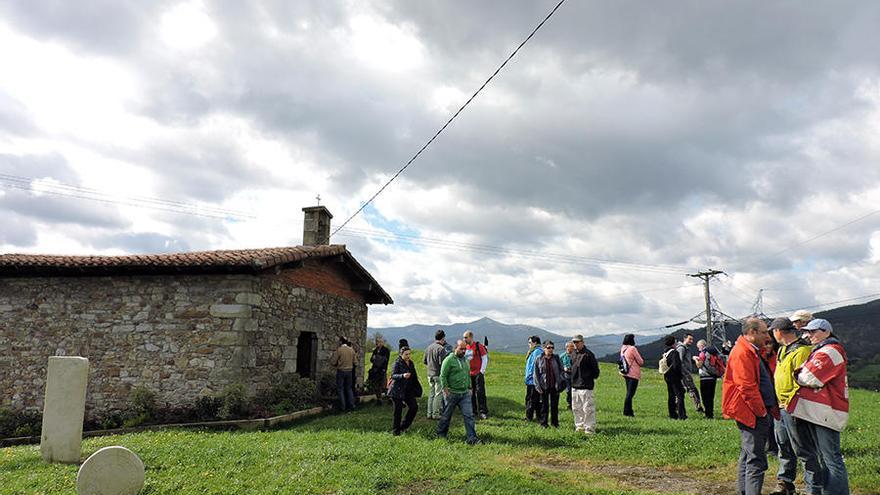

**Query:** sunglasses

left=545, top=346, right=554, bottom=349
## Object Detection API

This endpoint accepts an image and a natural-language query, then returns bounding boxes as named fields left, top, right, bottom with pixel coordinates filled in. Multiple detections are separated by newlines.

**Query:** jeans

left=776, top=410, right=821, bottom=494
left=665, top=374, right=686, bottom=419
left=538, top=389, right=559, bottom=427
left=571, top=388, right=596, bottom=433
left=525, top=384, right=542, bottom=421
left=470, top=373, right=488, bottom=416
left=436, top=390, right=478, bottom=442
left=802, top=421, right=850, bottom=495
left=336, top=370, right=355, bottom=411
left=427, top=376, right=444, bottom=418
left=623, top=376, right=638, bottom=416
left=737, top=414, right=770, bottom=495
left=392, top=397, right=417, bottom=433
left=699, top=377, right=716, bottom=418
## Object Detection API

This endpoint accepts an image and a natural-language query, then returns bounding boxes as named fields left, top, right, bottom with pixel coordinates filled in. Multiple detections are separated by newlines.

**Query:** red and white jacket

left=788, top=338, right=849, bottom=432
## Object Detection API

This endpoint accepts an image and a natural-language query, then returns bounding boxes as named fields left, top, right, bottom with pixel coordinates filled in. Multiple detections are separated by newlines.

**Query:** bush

left=219, top=384, right=249, bottom=419
left=98, top=411, right=124, bottom=430
left=129, top=386, right=158, bottom=420
left=256, top=374, right=317, bottom=417
left=0, top=408, right=42, bottom=438
left=195, top=395, right=223, bottom=421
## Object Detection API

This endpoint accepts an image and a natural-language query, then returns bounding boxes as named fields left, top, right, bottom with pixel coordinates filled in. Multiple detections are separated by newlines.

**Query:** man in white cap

left=789, top=319, right=850, bottom=495
left=789, top=310, right=813, bottom=330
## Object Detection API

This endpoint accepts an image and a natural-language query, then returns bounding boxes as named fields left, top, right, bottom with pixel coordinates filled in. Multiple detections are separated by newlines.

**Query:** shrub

left=219, top=384, right=249, bottom=419
left=256, top=374, right=317, bottom=417
left=195, top=395, right=223, bottom=421
left=0, top=409, right=42, bottom=438
left=98, top=411, right=124, bottom=430
left=129, top=385, right=158, bottom=420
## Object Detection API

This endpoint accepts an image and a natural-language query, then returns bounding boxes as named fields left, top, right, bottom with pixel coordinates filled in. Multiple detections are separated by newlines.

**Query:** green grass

left=2, top=351, right=879, bottom=494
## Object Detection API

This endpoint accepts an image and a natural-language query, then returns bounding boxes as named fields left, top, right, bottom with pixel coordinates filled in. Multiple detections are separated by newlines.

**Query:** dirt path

left=532, top=459, right=733, bottom=495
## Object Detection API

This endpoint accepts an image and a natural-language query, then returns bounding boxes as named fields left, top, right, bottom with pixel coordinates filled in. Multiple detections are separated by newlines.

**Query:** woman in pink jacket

left=620, top=334, right=645, bottom=417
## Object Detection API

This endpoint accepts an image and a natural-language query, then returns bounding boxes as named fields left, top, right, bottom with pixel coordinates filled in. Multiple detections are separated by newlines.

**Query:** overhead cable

left=330, top=0, right=568, bottom=237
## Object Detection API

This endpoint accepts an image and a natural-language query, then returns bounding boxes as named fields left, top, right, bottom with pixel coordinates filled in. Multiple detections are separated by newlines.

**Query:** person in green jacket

left=769, top=317, right=819, bottom=495
left=436, top=340, right=480, bottom=444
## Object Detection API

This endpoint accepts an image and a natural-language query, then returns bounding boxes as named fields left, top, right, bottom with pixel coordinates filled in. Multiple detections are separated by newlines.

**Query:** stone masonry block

left=234, top=292, right=262, bottom=306
left=209, top=304, right=252, bottom=318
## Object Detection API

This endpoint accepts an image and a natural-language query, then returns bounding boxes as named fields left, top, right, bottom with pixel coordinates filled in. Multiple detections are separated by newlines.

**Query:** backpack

left=617, top=351, right=630, bottom=375
left=658, top=349, right=675, bottom=374
left=708, top=352, right=726, bottom=377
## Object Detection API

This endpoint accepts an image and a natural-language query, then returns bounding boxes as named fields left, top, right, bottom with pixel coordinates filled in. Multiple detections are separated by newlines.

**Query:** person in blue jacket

left=524, top=335, right=543, bottom=421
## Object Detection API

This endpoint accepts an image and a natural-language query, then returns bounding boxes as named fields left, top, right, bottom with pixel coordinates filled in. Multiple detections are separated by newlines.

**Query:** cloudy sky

left=2, top=0, right=880, bottom=336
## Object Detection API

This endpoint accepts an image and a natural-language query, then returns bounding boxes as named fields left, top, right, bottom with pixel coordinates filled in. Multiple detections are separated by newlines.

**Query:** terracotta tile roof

left=0, top=245, right=392, bottom=304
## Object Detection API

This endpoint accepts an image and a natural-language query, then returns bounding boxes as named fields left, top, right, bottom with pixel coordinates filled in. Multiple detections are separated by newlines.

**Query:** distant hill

left=598, top=299, right=880, bottom=389
left=369, top=317, right=650, bottom=357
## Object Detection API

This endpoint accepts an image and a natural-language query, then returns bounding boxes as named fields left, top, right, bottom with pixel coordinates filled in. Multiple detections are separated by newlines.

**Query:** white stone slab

left=77, top=446, right=145, bottom=495
left=40, top=356, right=89, bottom=463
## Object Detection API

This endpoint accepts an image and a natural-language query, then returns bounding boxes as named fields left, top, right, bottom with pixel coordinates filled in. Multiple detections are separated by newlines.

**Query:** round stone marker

left=76, top=446, right=145, bottom=495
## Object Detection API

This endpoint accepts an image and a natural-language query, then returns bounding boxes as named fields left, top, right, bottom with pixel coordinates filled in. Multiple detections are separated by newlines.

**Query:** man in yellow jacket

left=769, top=318, right=819, bottom=495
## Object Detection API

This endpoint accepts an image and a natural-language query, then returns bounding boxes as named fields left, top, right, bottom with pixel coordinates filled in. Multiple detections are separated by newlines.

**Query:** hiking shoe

left=466, top=438, right=482, bottom=445
left=769, top=480, right=795, bottom=495
left=480, top=414, right=488, bottom=420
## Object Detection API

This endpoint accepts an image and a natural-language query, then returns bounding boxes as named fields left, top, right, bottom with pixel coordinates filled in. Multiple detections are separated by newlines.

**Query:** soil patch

left=532, top=459, right=732, bottom=495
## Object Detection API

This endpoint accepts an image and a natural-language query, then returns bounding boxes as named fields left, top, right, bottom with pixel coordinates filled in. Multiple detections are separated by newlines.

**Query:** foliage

left=4, top=351, right=879, bottom=494
left=0, top=409, right=39, bottom=438
left=219, top=384, right=250, bottom=419
left=129, top=385, right=158, bottom=420
left=0, top=408, right=42, bottom=438
left=255, top=374, right=317, bottom=417
left=195, top=395, right=223, bottom=421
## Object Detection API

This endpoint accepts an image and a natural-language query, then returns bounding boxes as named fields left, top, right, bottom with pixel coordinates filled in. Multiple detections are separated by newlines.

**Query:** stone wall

left=0, top=264, right=369, bottom=419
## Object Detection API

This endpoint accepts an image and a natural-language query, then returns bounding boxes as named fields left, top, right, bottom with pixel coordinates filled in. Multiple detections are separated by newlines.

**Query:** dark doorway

left=296, top=331, right=318, bottom=378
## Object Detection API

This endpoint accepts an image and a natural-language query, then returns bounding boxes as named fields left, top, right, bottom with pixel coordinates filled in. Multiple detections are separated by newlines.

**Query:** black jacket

left=388, top=357, right=422, bottom=399
left=570, top=347, right=600, bottom=390
left=533, top=354, right=565, bottom=393
left=663, top=345, right=683, bottom=380
left=368, top=345, right=391, bottom=381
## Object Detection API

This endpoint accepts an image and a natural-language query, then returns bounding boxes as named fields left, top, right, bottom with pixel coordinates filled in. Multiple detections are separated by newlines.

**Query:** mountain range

left=368, top=317, right=650, bottom=357
left=370, top=298, right=880, bottom=389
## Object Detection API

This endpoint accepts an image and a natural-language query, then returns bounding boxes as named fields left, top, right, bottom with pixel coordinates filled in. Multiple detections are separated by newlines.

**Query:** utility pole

left=688, top=269, right=725, bottom=346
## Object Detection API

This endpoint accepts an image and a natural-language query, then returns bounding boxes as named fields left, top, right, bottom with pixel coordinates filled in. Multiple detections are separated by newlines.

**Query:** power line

left=496, top=283, right=702, bottom=310
left=733, top=207, right=880, bottom=270
left=0, top=173, right=255, bottom=220
left=330, top=0, right=568, bottom=237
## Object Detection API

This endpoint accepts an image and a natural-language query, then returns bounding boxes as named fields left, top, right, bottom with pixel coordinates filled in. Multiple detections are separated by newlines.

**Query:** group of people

left=359, top=330, right=487, bottom=444
left=724, top=312, right=850, bottom=495
left=524, top=335, right=601, bottom=433
left=341, top=312, right=851, bottom=493
left=618, top=310, right=851, bottom=495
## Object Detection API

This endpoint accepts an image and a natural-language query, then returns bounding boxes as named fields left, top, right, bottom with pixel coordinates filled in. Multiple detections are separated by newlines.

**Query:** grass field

left=2, top=350, right=879, bottom=494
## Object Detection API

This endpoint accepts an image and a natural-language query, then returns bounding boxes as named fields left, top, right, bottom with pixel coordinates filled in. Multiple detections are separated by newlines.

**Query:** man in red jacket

left=722, top=318, right=778, bottom=495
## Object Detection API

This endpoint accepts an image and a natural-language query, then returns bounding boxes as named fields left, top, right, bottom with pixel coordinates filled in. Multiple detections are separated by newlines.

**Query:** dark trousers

left=665, top=374, right=687, bottom=419
left=564, top=372, right=572, bottom=408
left=525, top=384, right=542, bottom=421
left=538, top=389, right=559, bottom=427
left=470, top=373, right=488, bottom=416
left=336, top=370, right=355, bottom=411
left=700, top=378, right=717, bottom=418
left=623, top=376, right=639, bottom=416
left=737, top=414, right=770, bottom=495
left=392, top=397, right=418, bottom=433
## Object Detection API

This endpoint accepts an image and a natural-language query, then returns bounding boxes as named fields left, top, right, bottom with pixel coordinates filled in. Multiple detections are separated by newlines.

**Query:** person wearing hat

left=768, top=318, right=820, bottom=495
left=569, top=334, right=600, bottom=434
left=789, top=319, right=850, bottom=495
left=789, top=310, right=813, bottom=330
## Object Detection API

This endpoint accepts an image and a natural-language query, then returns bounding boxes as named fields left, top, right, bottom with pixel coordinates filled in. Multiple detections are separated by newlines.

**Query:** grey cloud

left=0, top=213, right=37, bottom=247
left=0, top=0, right=154, bottom=55
left=0, top=91, right=37, bottom=136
